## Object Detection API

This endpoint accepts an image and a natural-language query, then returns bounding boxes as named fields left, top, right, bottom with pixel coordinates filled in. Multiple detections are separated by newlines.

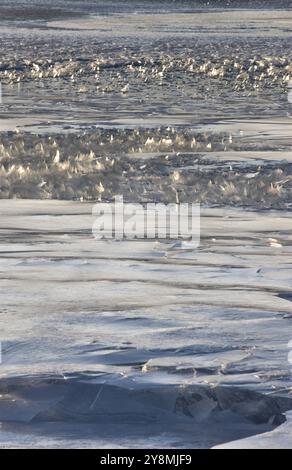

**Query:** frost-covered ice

left=1, top=3, right=292, bottom=206
left=1, top=0, right=292, bottom=449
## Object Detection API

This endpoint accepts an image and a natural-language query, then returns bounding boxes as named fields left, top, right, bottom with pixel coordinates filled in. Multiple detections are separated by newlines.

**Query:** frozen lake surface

left=0, top=1, right=292, bottom=448
left=0, top=200, right=292, bottom=448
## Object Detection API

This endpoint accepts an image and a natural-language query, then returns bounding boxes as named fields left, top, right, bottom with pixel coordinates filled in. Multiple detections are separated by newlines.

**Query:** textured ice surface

left=1, top=0, right=292, bottom=449
left=1, top=3, right=292, bottom=206
left=0, top=200, right=292, bottom=448
left=214, top=412, right=292, bottom=449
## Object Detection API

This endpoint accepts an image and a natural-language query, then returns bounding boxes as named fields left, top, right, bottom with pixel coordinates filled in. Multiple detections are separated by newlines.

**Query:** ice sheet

left=0, top=200, right=291, bottom=448
left=1, top=0, right=292, bottom=449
